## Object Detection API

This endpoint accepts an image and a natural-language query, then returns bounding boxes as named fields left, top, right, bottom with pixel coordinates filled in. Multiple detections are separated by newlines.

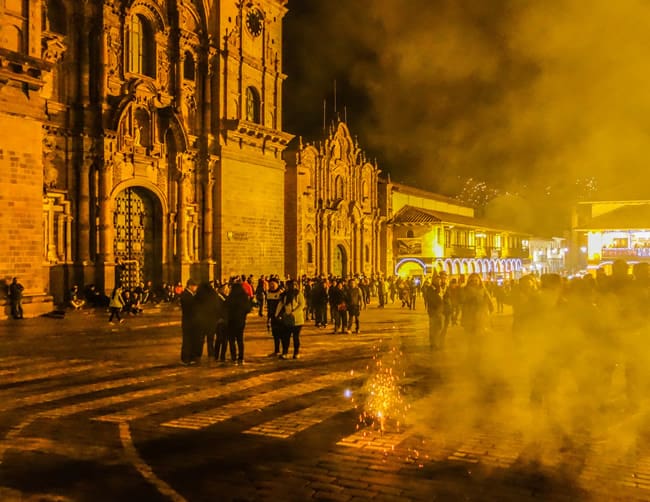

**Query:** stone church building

left=284, top=123, right=384, bottom=279
left=1, top=0, right=295, bottom=313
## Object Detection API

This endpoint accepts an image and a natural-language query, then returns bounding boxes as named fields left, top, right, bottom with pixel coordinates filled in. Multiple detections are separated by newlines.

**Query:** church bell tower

left=209, top=0, right=294, bottom=279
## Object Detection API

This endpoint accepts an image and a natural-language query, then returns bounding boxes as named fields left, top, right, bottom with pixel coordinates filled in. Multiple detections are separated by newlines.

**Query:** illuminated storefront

left=388, top=204, right=529, bottom=278
left=572, top=200, right=650, bottom=272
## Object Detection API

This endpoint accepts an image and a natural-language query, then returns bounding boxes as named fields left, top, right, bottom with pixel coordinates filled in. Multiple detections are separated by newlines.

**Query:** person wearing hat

left=180, top=278, right=198, bottom=365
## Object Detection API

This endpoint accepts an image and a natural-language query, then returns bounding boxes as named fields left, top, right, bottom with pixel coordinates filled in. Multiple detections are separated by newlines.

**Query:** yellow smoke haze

left=296, top=0, right=650, bottom=197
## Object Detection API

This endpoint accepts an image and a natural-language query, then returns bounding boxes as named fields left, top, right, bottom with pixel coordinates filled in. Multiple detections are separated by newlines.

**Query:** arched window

left=44, top=0, right=67, bottom=34
left=406, top=230, right=414, bottom=238
left=183, top=51, right=195, bottom=81
left=334, top=175, right=344, bottom=199
left=362, top=180, right=369, bottom=200
left=306, top=242, right=313, bottom=264
left=365, top=245, right=370, bottom=262
left=128, top=14, right=156, bottom=77
left=245, top=86, right=261, bottom=123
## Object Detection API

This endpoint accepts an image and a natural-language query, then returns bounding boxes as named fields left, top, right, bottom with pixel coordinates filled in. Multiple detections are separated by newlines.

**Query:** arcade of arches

left=396, top=257, right=524, bottom=279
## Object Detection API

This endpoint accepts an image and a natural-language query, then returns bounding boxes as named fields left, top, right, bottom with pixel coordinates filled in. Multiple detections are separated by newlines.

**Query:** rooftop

left=390, top=182, right=472, bottom=208
left=388, top=205, right=529, bottom=234
left=575, top=203, right=650, bottom=231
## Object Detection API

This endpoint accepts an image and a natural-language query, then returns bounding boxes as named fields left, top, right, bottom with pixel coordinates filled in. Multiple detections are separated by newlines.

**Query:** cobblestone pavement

left=0, top=302, right=649, bottom=501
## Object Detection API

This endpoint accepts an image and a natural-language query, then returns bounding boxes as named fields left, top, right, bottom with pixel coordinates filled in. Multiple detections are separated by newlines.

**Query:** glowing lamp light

left=580, top=246, right=587, bottom=253
left=344, top=389, right=353, bottom=399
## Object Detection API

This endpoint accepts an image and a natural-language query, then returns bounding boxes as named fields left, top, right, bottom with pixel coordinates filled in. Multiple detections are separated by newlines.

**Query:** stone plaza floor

left=0, top=301, right=649, bottom=501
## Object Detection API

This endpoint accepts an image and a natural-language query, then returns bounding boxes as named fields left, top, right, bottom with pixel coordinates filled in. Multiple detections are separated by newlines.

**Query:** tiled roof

left=575, top=204, right=650, bottom=231
left=389, top=205, right=528, bottom=234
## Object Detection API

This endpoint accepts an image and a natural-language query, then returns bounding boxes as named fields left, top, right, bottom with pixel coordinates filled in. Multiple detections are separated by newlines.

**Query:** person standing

left=425, top=275, right=446, bottom=350
left=346, top=278, right=363, bottom=334
left=265, top=278, right=284, bottom=356
left=194, top=282, right=219, bottom=361
left=8, top=277, right=24, bottom=319
left=214, top=283, right=230, bottom=363
left=108, top=285, right=125, bottom=324
left=460, top=273, right=494, bottom=366
left=226, top=279, right=252, bottom=364
left=180, top=279, right=198, bottom=365
left=276, top=279, right=305, bottom=359
left=329, top=280, right=348, bottom=334
left=312, top=278, right=329, bottom=328
left=255, top=275, right=268, bottom=317
left=377, top=276, right=386, bottom=308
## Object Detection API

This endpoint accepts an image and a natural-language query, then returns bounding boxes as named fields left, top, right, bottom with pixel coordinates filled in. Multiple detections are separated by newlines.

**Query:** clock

left=246, top=8, right=263, bottom=37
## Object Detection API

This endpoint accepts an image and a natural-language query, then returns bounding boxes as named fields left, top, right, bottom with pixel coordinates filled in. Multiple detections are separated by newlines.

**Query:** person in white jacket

left=275, top=280, right=305, bottom=359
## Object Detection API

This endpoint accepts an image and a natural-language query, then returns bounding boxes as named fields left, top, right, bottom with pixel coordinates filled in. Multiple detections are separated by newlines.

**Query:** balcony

left=505, top=248, right=530, bottom=259
left=485, top=247, right=502, bottom=259
left=602, top=247, right=650, bottom=259
left=449, top=245, right=476, bottom=258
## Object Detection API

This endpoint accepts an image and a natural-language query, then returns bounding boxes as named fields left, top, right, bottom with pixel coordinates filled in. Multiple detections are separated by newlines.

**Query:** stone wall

left=0, top=115, right=52, bottom=317
left=218, top=150, right=285, bottom=279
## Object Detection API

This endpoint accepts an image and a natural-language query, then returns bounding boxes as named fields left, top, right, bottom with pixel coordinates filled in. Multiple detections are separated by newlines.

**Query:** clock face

left=246, top=9, right=263, bottom=37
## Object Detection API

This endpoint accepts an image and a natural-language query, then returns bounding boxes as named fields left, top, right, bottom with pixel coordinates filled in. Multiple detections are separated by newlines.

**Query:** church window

left=45, top=0, right=67, bottom=34
left=306, top=242, right=313, bottom=264
left=245, top=86, right=261, bottom=123
left=406, top=230, right=414, bottom=238
left=183, top=51, right=195, bottom=81
left=334, top=176, right=344, bottom=199
left=128, top=14, right=155, bottom=77
left=3, top=0, right=26, bottom=53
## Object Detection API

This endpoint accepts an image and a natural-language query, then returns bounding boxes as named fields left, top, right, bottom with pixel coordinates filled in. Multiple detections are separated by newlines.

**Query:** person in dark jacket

left=226, top=279, right=252, bottom=364
left=346, top=278, right=363, bottom=334
left=8, top=277, right=24, bottom=319
left=312, top=278, right=329, bottom=327
left=214, top=283, right=230, bottom=362
left=180, top=279, right=198, bottom=365
left=265, top=278, right=284, bottom=356
left=194, top=282, right=219, bottom=360
left=425, top=275, right=451, bottom=350
left=275, top=279, right=305, bottom=359
left=329, top=280, right=348, bottom=334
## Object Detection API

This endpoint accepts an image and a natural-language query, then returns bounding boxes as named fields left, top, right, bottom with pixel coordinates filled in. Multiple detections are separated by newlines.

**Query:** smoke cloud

left=284, top=0, right=650, bottom=206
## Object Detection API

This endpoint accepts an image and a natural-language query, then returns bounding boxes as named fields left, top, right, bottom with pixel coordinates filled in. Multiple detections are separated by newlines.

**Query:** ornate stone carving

left=105, top=28, right=122, bottom=76
left=42, top=32, right=67, bottom=64
left=158, top=53, right=169, bottom=90
left=42, top=133, right=60, bottom=189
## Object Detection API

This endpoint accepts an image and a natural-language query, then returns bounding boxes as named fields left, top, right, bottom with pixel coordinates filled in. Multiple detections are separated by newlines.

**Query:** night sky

left=283, top=0, right=650, bottom=231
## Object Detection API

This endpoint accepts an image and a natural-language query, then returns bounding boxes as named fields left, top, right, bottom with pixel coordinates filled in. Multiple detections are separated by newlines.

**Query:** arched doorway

left=113, top=187, right=163, bottom=288
left=333, top=244, right=347, bottom=278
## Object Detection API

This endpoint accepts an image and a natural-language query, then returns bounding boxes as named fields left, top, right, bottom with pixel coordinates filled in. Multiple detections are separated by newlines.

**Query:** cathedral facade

left=1, top=0, right=292, bottom=311
left=284, top=123, right=385, bottom=279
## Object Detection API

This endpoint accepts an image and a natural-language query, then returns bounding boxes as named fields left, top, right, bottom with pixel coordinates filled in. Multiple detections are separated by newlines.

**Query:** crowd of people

left=50, top=260, right=650, bottom=414
left=419, top=260, right=650, bottom=415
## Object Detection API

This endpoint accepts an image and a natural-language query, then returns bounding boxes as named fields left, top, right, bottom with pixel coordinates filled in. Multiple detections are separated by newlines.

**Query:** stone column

left=177, top=160, right=191, bottom=283
left=317, top=212, right=326, bottom=274
left=97, top=161, right=115, bottom=292
left=77, top=157, right=92, bottom=264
